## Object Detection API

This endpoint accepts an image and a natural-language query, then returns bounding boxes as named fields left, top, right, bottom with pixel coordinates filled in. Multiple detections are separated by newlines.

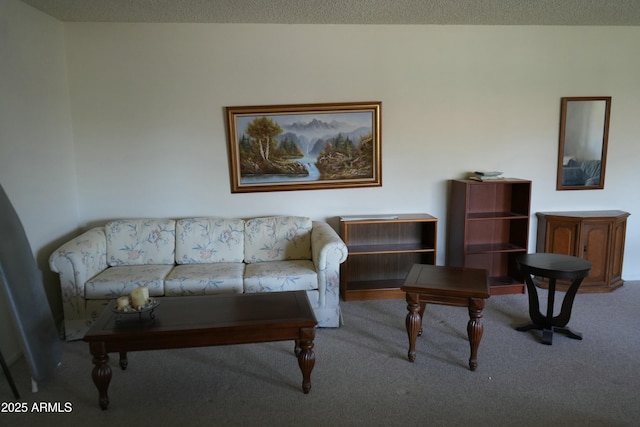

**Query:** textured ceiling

left=18, top=0, right=640, bottom=25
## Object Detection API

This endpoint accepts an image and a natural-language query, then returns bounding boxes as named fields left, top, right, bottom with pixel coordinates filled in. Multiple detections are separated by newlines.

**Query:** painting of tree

left=226, top=102, right=381, bottom=192
left=238, top=116, right=307, bottom=176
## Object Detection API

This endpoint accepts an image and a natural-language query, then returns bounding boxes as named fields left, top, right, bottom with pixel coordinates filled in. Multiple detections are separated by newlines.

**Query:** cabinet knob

left=583, top=245, right=588, bottom=253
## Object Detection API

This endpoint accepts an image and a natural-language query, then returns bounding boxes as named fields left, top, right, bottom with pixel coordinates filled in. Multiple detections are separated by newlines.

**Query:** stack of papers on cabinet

left=469, top=171, right=503, bottom=181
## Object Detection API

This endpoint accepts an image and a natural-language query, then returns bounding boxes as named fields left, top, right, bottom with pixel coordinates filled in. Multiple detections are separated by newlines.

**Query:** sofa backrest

left=105, top=219, right=176, bottom=266
left=175, top=217, right=245, bottom=264
left=244, top=216, right=312, bottom=263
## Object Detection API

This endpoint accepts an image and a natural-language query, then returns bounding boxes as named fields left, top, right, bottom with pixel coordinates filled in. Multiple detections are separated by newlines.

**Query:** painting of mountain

left=226, top=102, right=382, bottom=192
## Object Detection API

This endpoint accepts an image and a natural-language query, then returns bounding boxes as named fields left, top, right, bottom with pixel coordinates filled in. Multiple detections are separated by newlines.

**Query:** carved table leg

left=297, top=327, right=315, bottom=394
left=418, top=302, right=427, bottom=336
left=551, top=276, right=585, bottom=341
left=539, top=277, right=557, bottom=345
left=542, top=328, right=554, bottom=345
left=90, top=348, right=112, bottom=410
left=516, top=271, right=551, bottom=342
left=517, top=273, right=584, bottom=345
left=119, top=352, right=128, bottom=370
left=467, top=298, right=485, bottom=371
left=516, top=272, right=546, bottom=329
left=405, top=292, right=422, bottom=362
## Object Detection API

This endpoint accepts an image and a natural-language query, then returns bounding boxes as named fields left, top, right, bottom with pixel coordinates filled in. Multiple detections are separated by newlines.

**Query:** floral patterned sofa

left=49, top=216, right=348, bottom=340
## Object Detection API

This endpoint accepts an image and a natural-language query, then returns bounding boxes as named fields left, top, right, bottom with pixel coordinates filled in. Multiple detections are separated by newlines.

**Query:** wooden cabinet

left=447, top=179, right=531, bottom=295
left=536, top=210, right=630, bottom=292
left=339, top=214, right=437, bottom=301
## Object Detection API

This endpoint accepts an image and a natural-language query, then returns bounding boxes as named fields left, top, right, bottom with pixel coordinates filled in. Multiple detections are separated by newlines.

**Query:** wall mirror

left=557, top=96, right=611, bottom=190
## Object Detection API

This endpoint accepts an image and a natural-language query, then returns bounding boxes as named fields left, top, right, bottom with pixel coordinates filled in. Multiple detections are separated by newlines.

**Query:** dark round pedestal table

left=516, top=253, right=592, bottom=345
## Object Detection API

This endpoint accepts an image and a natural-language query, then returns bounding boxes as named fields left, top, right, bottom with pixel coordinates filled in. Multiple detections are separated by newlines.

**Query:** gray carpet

left=2, top=283, right=639, bottom=426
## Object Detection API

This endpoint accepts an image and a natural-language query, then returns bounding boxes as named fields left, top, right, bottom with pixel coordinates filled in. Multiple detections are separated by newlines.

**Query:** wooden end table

left=516, top=253, right=591, bottom=345
left=401, top=264, right=489, bottom=371
left=83, top=291, right=317, bottom=409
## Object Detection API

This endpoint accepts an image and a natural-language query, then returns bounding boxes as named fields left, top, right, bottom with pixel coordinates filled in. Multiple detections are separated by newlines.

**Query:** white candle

left=117, top=296, right=130, bottom=310
left=130, top=286, right=148, bottom=309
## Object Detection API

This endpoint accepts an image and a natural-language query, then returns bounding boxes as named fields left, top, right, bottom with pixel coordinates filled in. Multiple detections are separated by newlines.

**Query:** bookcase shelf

left=339, top=214, right=437, bottom=301
left=447, top=179, right=531, bottom=295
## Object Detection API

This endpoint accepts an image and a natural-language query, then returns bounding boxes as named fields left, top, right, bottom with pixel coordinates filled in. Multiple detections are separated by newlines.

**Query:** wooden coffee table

left=83, top=291, right=317, bottom=409
left=401, top=264, right=489, bottom=371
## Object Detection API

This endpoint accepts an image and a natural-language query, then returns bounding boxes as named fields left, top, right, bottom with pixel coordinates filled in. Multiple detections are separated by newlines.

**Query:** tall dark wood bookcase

left=447, top=179, right=531, bottom=295
left=339, top=214, right=437, bottom=301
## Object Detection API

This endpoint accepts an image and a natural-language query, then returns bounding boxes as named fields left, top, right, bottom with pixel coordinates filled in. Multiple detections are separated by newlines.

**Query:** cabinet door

left=579, top=222, right=610, bottom=286
left=547, top=219, right=579, bottom=255
left=610, top=220, right=627, bottom=282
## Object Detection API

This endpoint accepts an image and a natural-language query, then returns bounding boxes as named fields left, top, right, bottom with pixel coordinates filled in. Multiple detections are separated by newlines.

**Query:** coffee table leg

left=405, top=292, right=421, bottom=362
left=467, top=298, right=485, bottom=371
left=418, top=302, right=427, bottom=336
left=297, top=327, right=315, bottom=394
left=90, top=343, right=111, bottom=410
left=515, top=271, right=547, bottom=334
left=119, top=352, right=128, bottom=370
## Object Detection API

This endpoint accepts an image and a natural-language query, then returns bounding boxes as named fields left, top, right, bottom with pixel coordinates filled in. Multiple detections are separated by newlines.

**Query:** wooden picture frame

left=556, top=96, right=611, bottom=190
left=225, top=101, right=381, bottom=193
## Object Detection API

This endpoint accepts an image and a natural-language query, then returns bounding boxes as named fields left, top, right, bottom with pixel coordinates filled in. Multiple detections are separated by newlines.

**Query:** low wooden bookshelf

left=339, top=214, right=437, bottom=301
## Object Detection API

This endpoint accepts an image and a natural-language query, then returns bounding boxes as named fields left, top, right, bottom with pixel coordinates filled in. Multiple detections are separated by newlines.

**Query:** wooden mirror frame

left=556, top=96, right=611, bottom=191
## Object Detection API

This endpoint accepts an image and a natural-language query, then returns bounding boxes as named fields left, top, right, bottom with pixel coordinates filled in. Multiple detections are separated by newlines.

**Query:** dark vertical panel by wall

left=0, top=184, right=62, bottom=383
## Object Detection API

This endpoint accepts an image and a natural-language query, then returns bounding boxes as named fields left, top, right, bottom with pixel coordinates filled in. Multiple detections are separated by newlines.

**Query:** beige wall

left=2, top=0, right=640, bottom=361
left=65, top=23, right=640, bottom=266
left=1, top=1, right=78, bottom=362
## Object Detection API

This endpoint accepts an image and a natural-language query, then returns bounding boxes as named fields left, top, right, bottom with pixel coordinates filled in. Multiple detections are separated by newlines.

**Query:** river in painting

left=240, top=156, right=321, bottom=183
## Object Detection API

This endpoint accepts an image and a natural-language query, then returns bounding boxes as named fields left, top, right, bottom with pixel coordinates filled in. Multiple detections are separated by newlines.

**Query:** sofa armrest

left=49, top=227, right=108, bottom=329
left=311, top=221, right=348, bottom=308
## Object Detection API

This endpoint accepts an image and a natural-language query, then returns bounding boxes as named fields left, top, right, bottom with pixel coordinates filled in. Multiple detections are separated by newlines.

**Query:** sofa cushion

left=581, top=159, right=601, bottom=186
left=85, top=264, right=171, bottom=299
left=562, top=167, right=584, bottom=186
left=164, top=263, right=244, bottom=296
left=244, top=260, right=318, bottom=293
left=244, top=216, right=312, bottom=263
left=106, top=219, right=176, bottom=266
left=175, top=217, right=245, bottom=264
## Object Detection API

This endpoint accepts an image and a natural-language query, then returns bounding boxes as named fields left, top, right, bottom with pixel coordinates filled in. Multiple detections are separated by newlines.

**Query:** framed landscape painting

left=225, top=101, right=381, bottom=193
